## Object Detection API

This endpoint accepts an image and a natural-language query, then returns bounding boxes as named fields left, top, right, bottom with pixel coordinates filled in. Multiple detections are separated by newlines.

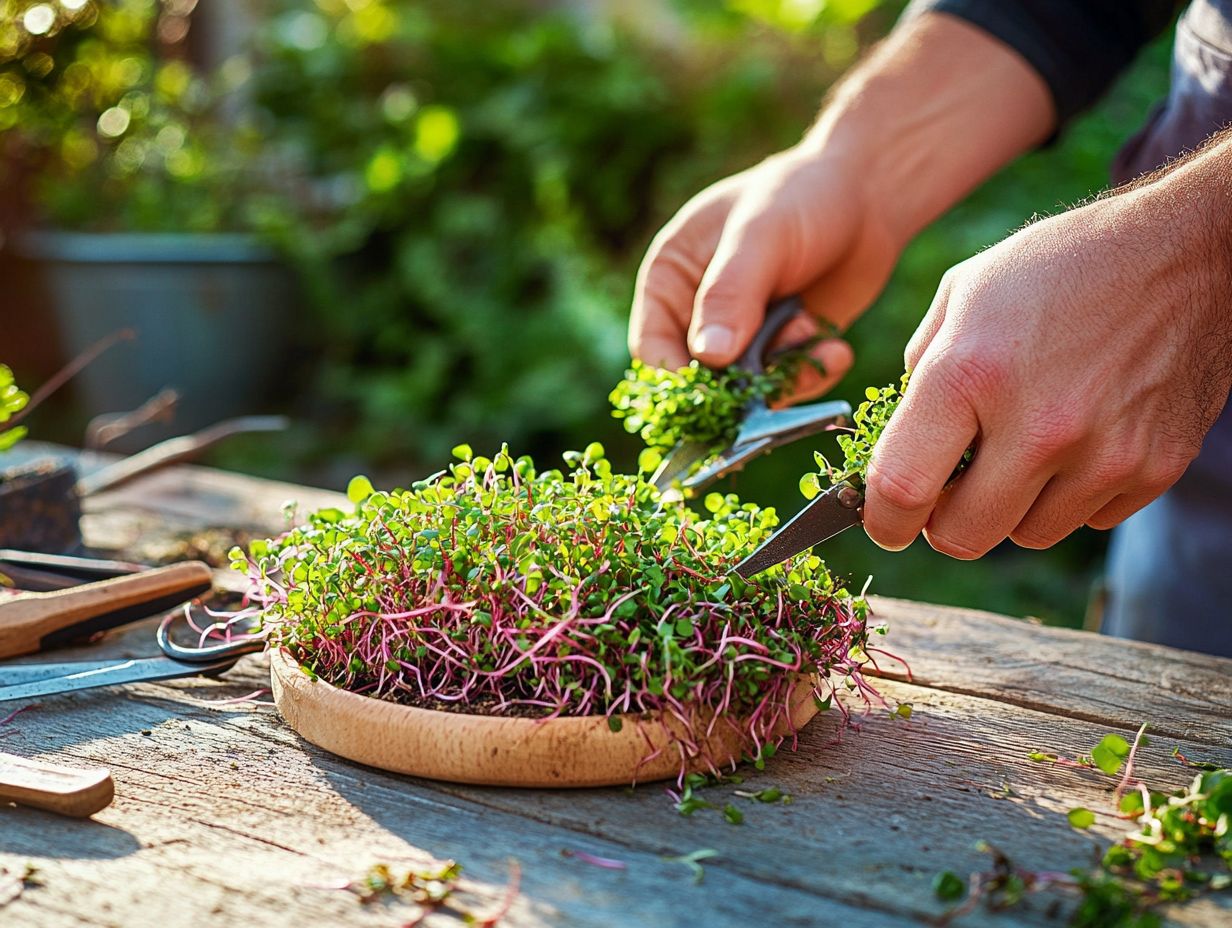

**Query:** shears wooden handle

left=0, top=562, right=213, bottom=659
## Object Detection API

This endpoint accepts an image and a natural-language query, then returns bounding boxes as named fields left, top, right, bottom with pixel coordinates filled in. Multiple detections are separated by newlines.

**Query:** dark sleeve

left=904, top=0, right=1181, bottom=128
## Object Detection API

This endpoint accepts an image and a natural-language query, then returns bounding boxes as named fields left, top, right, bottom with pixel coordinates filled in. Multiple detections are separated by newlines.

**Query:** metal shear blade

left=732, top=479, right=865, bottom=578
left=0, top=655, right=242, bottom=703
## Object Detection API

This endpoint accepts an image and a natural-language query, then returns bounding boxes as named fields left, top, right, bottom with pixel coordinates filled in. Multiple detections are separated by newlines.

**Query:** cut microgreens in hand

left=237, top=444, right=880, bottom=781
left=610, top=349, right=821, bottom=461
left=801, top=373, right=972, bottom=497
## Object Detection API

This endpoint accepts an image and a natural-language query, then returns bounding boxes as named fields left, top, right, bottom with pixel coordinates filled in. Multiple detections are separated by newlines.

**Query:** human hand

left=863, top=181, right=1232, bottom=557
left=628, top=145, right=904, bottom=402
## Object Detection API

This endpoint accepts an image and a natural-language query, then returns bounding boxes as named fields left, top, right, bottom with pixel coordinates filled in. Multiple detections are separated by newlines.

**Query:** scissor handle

left=739, top=296, right=805, bottom=375
left=0, top=562, right=213, bottom=660
left=156, top=612, right=265, bottom=663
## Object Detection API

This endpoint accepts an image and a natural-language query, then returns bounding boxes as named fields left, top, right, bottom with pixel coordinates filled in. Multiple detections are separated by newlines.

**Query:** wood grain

left=868, top=596, right=1232, bottom=744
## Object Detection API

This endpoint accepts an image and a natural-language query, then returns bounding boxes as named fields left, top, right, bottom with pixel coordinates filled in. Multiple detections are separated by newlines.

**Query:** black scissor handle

left=738, top=296, right=805, bottom=375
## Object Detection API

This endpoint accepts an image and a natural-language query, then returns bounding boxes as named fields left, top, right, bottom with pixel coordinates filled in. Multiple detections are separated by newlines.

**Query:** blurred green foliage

left=242, top=0, right=889, bottom=464
left=2, top=0, right=1175, bottom=627
left=0, top=0, right=268, bottom=231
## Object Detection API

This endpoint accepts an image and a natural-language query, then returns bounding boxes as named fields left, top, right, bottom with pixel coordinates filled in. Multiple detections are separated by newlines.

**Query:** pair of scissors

left=650, top=296, right=851, bottom=496
left=732, top=477, right=864, bottom=579
left=0, top=557, right=262, bottom=703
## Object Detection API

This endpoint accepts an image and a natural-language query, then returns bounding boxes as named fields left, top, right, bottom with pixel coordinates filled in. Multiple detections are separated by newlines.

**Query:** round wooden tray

left=270, top=648, right=820, bottom=787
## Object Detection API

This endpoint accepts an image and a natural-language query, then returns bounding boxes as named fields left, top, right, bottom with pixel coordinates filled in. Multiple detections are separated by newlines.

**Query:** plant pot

left=0, top=458, right=82, bottom=553
left=15, top=231, right=295, bottom=451
left=270, top=648, right=821, bottom=788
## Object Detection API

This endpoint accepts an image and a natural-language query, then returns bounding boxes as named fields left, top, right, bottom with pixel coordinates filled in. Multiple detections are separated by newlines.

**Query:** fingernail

left=692, top=325, right=734, bottom=359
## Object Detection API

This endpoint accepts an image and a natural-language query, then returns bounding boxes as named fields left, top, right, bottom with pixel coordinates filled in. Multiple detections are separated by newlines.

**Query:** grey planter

left=16, top=231, right=295, bottom=446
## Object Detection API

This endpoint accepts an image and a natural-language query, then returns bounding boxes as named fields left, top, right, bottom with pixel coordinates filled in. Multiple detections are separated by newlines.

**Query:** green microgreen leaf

left=933, top=870, right=966, bottom=902
left=1092, top=734, right=1131, bottom=776
left=722, top=803, right=744, bottom=825
left=1068, top=808, right=1096, bottom=830
left=346, top=475, right=375, bottom=505
left=662, top=848, right=719, bottom=885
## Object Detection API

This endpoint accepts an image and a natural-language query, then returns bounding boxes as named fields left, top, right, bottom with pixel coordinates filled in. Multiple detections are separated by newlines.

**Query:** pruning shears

left=650, top=296, right=851, bottom=497
left=0, top=552, right=261, bottom=703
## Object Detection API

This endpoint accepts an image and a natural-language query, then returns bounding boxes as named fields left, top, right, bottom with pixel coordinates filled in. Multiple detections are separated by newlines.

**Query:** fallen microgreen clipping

left=560, top=849, right=627, bottom=870
left=347, top=860, right=461, bottom=907
left=340, top=859, right=520, bottom=927
left=610, top=347, right=823, bottom=459
left=1172, top=746, right=1221, bottom=772
left=936, top=725, right=1232, bottom=927
left=238, top=445, right=880, bottom=784
left=662, top=848, right=719, bottom=886
left=733, top=787, right=792, bottom=805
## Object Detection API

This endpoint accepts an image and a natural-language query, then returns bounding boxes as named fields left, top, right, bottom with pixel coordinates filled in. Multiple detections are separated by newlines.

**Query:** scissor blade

left=681, top=436, right=773, bottom=491
left=0, top=655, right=238, bottom=703
left=732, top=398, right=850, bottom=448
left=651, top=440, right=716, bottom=493
left=0, top=658, right=146, bottom=688
left=732, top=480, right=864, bottom=579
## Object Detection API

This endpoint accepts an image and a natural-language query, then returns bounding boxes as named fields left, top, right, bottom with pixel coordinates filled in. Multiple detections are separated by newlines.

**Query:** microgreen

left=806, top=373, right=973, bottom=491
left=0, top=365, right=29, bottom=452
left=733, top=787, right=791, bottom=804
left=238, top=445, right=877, bottom=781
left=347, top=861, right=461, bottom=906
left=610, top=349, right=820, bottom=460
left=938, top=727, right=1232, bottom=926
left=1067, top=808, right=1096, bottom=830
left=933, top=870, right=966, bottom=902
left=662, top=848, right=719, bottom=885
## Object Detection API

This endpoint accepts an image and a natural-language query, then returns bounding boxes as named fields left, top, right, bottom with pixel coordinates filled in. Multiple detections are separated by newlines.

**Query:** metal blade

left=681, top=436, right=772, bottom=491
left=732, top=480, right=864, bottom=579
left=0, top=658, right=149, bottom=688
left=0, top=655, right=238, bottom=703
left=732, top=399, right=850, bottom=447
left=650, top=440, right=716, bottom=493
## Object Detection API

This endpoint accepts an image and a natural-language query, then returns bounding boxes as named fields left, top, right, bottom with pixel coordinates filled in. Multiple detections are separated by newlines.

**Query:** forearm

left=799, top=12, right=1055, bottom=248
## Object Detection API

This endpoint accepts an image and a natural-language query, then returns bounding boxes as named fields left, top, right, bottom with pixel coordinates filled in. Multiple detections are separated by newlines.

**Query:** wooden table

left=2, top=455, right=1230, bottom=927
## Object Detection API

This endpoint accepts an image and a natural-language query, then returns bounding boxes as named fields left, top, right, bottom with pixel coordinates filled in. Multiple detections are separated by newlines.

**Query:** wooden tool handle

left=0, top=751, right=114, bottom=817
left=0, top=561, right=213, bottom=659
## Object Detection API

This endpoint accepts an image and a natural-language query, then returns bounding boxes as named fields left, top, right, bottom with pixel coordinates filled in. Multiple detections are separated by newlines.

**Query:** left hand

left=862, top=179, right=1232, bottom=557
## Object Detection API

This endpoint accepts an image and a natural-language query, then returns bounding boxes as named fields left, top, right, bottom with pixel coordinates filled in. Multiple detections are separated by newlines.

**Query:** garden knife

left=732, top=478, right=864, bottom=578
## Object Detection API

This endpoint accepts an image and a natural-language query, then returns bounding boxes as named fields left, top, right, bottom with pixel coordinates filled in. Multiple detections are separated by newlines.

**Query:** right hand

left=628, top=144, right=904, bottom=401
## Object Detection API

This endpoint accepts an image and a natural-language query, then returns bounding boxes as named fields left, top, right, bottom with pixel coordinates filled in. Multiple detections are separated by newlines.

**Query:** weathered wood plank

left=0, top=672, right=925, bottom=928
left=868, top=596, right=1232, bottom=745
left=3, top=650, right=1229, bottom=927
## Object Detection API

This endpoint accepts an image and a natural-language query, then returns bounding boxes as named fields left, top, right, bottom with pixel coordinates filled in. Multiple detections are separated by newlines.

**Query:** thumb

left=687, top=208, right=783, bottom=367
